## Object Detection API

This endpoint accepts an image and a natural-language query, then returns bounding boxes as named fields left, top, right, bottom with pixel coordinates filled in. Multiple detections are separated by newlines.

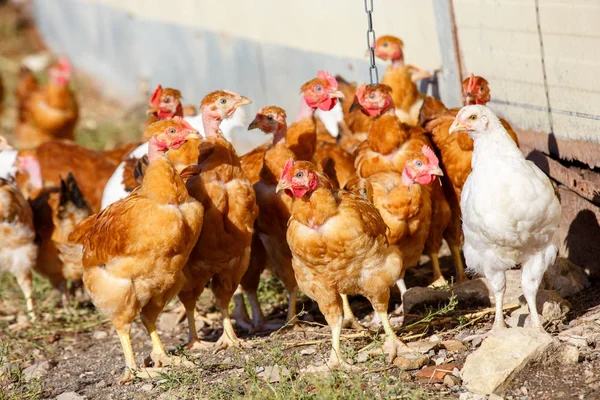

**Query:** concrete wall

left=453, top=0, right=600, bottom=147
left=34, top=0, right=443, bottom=117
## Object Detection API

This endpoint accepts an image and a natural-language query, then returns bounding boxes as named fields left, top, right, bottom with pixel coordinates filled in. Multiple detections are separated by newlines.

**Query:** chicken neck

left=296, top=97, right=316, bottom=122
left=201, top=109, right=223, bottom=138
left=46, top=82, right=71, bottom=109
left=390, top=54, right=405, bottom=69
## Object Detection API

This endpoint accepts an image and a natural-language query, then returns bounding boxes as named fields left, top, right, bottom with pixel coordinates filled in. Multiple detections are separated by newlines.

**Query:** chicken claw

left=214, top=335, right=251, bottom=353
left=144, top=353, right=193, bottom=368
left=428, top=276, right=448, bottom=289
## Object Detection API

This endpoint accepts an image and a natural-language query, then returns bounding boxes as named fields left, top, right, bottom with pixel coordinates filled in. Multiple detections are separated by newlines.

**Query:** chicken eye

left=163, top=97, right=170, bottom=103
left=220, top=98, right=227, bottom=104
left=382, top=42, right=388, bottom=47
left=267, top=115, right=274, bottom=120
left=415, top=161, right=423, bottom=167
left=296, top=172, right=304, bottom=178
left=168, top=128, right=177, bottom=134
left=479, top=87, right=485, bottom=93
left=314, top=85, right=322, bottom=92
left=469, top=115, right=477, bottom=120
left=369, top=93, right=375, bottom=99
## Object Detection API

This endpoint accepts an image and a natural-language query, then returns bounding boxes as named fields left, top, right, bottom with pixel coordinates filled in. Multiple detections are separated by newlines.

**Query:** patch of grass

left=0, top=338, right=46, bottom=400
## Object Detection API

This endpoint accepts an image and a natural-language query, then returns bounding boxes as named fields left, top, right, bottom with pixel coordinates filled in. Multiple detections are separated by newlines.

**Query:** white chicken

left=450, top=105, right=561, bottom=333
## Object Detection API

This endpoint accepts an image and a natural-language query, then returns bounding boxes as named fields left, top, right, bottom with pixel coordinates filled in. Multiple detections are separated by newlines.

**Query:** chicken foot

left=116, top=326, right=138, bottom=384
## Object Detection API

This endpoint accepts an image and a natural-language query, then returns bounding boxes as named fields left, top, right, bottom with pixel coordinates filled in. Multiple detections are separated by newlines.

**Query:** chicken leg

left=486, top=268, right=508, bottom=333
left=341, top=294, right=365, bottom=330
left=15, top=269, right=35, bottom=322
left=116, top=325, right=137, bottom=384
left=521, top=247, right=555, bottom=333
left=428, top=252, right=448, bottom=288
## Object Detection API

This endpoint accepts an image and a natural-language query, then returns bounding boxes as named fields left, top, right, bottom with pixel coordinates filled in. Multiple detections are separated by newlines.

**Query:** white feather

left=315, top=101, right=343, bottom=138
left=0, top=150, right=19, bottom=181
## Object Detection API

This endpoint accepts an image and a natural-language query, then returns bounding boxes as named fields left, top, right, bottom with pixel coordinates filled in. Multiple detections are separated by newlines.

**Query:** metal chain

left=364, top=0, right=379, bottom=86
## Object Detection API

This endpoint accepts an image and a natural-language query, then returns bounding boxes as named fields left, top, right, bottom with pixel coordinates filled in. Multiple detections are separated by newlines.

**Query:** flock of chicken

left=0, top=35, right=561, bottom=384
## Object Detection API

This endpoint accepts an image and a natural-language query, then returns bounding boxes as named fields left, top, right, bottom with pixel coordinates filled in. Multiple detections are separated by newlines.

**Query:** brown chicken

left=0, top=71, right=4, bottom=116
left=30, top=172, right=92, bottom=308
left=15, top=57, right=79, bottom=148
left=374, top=35, right=430, bottom=126
left=66, top=118, right=204, bottom=384
left=111, top=85, right=200, bottom=198
left=350, top=148, right=444, bottom=303
left=0, top=178, right=38, bottom=321
left=333, top=75, right=372, bottom=153
left=277, top=159, right=415, bottom=370
left=177, top=90, right=257, bottom=350
left=352, top=83, right=459, bottom=287
left=34, top=139, right=120, bottom=213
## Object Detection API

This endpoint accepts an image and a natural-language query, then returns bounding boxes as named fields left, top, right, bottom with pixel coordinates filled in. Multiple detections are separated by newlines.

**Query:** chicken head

left=449, top=105, right=494, bottom=139
left=145, top=117, right=201, bottom=161
left=300, top=70, right=344, bottom=112
left=402, top=146, right=444, bottom=186
left=147, top=84, right=184, bottom=119
left=276, top=158, right=320, bottom=198
left=462, top=73, right=491, bottom=106
left=248, top=106, right=287, bottom=133
left=48, top=57, right=72, bottom=86
left=374, top=35, right=404, bottom=63
left=350, top=83, right=394, bottom=117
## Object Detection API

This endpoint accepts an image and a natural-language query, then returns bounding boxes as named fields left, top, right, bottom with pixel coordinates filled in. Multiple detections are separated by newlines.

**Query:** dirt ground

left=1, top=3, right=599, bottom=400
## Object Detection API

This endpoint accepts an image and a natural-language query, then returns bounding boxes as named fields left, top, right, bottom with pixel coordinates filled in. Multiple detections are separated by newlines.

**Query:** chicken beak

left=146, top=106, right=158, bottom=115
left=235, top=96, right=252, bottom=108
left=329, top=90, right=344, bottom=99
left=248, top=117, right=259, bottom=131
left=184, top=130, right=202, bottom=140
left=349, top=97, right=363, bottom=113
left=430, top=165, right=444, bottom=176
left=449, top=121, right=467, bottom=134
left=275, top=179, right=291, bottom=194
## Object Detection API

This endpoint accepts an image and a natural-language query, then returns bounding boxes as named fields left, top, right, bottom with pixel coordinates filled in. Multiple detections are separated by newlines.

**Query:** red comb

left=58, top=57, right=72, bottom=75
left=422, top=145, right=439, bottom=166
left=468, top=73, right=476, bottom=92
left=281, top=158, right=294, bottom=180
left=149, top=84, right=163, bottom=106
left=317, top=70, right=338, bottom=89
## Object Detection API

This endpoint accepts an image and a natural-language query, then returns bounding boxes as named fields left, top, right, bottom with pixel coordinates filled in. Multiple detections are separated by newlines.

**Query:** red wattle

left=416, top=174, right=435, bottom=185
left=317, top=97, right=338, bottom=112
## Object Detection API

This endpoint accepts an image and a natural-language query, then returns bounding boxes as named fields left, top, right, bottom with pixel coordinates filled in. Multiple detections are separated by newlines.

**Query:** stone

left=518, top=290, right=570, bottom=322
left=22, top=361, right=53, bottom=382
left=416, top=363, right=458, bottom=383
left=95, top=380, right=106, bottom=388
left=461, top=328, right=554, bottom=394
left=92, top=331, right=108, bottom=340
left=393, top=353, right=429, bottom=370
left=258, top=365, right=290, bottom=383
left=542, top=257, right=590, bottom=298
left=444, top=374, right=461, bottom=387
left=564, top=335, right=589, bottom=348
left=459, top=393, right=487, bottom=400
left=442, top=340, right=467, bottom=352
left=407, top=341, right=440, bottom=354
left=300, top=348, right=316, bottom=356
left=557, top=345, right=581, bottom=364
left=452, top=278, right=492, bottom=307
left=56, top=392, right=84, bottom=400
left=356, top=351, right=369, bottom=363
left=488, top=394, right=504, bottom=400
left=402, top=287, right=451, bottom=314
left=141, top=384, right=153, bottom=391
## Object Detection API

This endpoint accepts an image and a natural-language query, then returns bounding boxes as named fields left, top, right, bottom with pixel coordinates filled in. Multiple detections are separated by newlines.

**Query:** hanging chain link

left=364, top=0, right=379, bottom=86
